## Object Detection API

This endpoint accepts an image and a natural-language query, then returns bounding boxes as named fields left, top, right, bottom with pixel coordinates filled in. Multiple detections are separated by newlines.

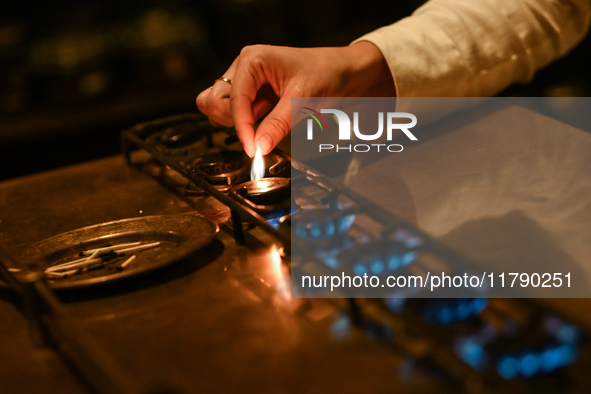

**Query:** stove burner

left=417, top=298, right=488, bottom=325
left=148, top=120, right=212, bottom=159
left=292, top=208, right=356, bottom=240
left=120, top=114, right=588, bottom=388
left=454, top=314, right=582, bottom=379
left=339, top=239, right=419, bottom=276
left=159, top=122, right=209, bottom=149
left=234, top=177, right=290, bottom=206
left=186, top=151, right=250, bottom=194
left=196, top=151, right=249, bottom=175
left=229, top=177, right=293, bottom=227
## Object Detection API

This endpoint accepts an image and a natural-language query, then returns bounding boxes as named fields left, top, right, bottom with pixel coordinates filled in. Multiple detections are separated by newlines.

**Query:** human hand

left=196, top=41, right=396, bottom=157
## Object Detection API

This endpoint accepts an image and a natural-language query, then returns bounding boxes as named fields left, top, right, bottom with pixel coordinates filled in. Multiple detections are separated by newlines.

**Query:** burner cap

left=187, top=151, right=250, bottom=192
left=235, top=177, right=290, bottom=206
left=193, top=151, right=249, bottom=175
left=158, top=122, right=209, bottom=149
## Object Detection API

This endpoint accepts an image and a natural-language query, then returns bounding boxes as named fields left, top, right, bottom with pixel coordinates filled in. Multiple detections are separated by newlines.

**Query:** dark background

left=1, top=0, right=589, bottom=181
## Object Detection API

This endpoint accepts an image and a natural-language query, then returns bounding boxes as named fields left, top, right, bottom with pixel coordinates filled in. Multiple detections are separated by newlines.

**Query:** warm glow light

left=250, top=146, right=265, bottom=181
left=270, top=244, right=282, bottom=272
left=269, top=244, right=289, bottom=299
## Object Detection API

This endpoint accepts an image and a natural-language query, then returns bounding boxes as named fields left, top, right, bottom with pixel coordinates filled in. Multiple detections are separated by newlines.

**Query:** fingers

left=230, top=51, right=266, bottom=157
left=196, top=84, right=233, bottom=127
left=231, top=92, right=257, bottom=157
left=196, top=45, right=289, bottom=157
left=196, top=59, right=239, bottom=126
left=254, top=97, right=291, bottom=155
left=206, top=81, right=234, bottom=127
left=252, top=84, right=278, bottom=120
left=195, top=87, right=211, bottom=114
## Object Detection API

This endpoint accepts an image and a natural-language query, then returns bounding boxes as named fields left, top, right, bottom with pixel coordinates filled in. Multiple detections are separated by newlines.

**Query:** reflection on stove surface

left=120, top=113, right=590, bottom=392
left=1, top=112, right=583, bottom=393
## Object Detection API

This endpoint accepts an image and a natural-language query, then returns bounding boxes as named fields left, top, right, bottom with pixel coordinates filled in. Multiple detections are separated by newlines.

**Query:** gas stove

left=0, top=108, right=590, bottom=394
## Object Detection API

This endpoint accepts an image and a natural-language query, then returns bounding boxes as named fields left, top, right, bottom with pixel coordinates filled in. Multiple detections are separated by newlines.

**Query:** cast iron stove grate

left=121, top=113, right=589, bottom=393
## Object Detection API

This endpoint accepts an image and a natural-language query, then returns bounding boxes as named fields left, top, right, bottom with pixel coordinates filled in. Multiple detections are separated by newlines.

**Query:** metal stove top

left=1, top=104, right=590, bottom=394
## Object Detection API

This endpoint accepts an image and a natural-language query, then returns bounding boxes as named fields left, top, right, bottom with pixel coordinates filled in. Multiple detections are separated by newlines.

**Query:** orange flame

left=250, top=146, right=265, bottom=181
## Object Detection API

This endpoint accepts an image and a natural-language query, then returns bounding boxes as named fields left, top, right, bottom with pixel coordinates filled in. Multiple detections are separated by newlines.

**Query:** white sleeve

left=353, top=0, right=590, bottom=97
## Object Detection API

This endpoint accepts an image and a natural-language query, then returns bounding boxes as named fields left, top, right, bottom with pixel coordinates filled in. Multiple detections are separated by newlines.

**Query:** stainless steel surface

left=0, top=154, right=436, bottom=394
left=1, top=103, right=590, bottom=393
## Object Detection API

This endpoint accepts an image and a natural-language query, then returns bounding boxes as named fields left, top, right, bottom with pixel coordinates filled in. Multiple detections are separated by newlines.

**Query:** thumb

left=254, top=97, right=291, bottom=155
